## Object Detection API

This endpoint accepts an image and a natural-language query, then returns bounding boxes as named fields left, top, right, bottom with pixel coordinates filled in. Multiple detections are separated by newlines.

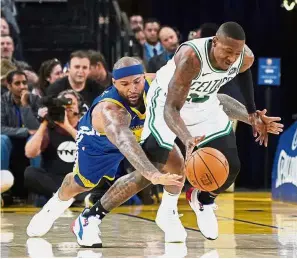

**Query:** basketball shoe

left=155, top=189, right=187, bottom=243
left=27, top=191, right=74, bottom=237
left=186, top=187, right=218, bottom=240
left=71, top=208, right=102, bottom=248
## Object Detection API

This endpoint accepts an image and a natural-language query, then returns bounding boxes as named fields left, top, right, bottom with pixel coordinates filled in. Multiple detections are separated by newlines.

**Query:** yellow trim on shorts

left=73, top=163, right=98, bottom=188
left=74, top=161, right=115, bottom=187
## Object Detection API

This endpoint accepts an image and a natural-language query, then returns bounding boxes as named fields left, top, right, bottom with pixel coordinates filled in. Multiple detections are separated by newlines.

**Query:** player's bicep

left=100, top=104, right=132, bottom=146
left=167, top=46, right=201, bottom=111
left=239, top=44, right=254, bottom=73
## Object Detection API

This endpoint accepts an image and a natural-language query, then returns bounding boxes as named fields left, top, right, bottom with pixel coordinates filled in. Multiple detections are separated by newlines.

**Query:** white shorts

left=141, top=82, right=233, bottom=150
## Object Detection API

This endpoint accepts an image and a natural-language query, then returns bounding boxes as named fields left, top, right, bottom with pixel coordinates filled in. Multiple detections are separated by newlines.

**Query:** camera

left=40, top=96, right=72, bottom=124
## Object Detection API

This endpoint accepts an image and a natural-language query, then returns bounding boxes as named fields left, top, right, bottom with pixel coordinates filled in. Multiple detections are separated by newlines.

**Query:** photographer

left=24, top=90, right=86, bottom=206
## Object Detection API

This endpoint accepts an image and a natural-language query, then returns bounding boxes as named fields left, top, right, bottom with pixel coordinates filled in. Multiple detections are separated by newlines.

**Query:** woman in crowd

left=33, top=59, right=63, bottom=97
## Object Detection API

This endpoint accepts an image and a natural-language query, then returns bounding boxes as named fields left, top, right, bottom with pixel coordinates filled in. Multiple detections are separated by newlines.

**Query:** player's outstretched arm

left=94, top=102, right=182, bottom=186
left=164, top=45, right=204, bottom=158
left=218, top=94, right=284, bottom=144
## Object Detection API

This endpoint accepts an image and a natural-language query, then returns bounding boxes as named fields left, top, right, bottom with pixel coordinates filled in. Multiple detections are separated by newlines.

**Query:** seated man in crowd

left=24, top=90, right=87, bottom=206
left=46, top=50, right=105, bottom=109
left=87, top=50, right=112, bottom=89
left=1, top=70, right=41, bottom=197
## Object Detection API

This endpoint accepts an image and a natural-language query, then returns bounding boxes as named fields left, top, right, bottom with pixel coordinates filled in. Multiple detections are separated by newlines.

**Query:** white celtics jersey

left=154, top=37, right=244, bottom=126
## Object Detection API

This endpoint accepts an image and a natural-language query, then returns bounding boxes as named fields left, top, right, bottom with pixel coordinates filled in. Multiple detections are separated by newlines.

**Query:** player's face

left=113, top=74, right=145, bottom=107
left=213, top=36, right=245, bottom=70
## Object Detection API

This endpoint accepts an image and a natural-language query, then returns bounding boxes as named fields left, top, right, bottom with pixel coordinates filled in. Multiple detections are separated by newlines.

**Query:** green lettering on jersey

left=186, top=93, right=210, bottom=103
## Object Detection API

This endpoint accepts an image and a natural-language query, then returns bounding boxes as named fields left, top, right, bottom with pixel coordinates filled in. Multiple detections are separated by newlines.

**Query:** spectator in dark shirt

left=24, top=90, right=88, bottom=205
left=87, top=50, right=112, bottom=89
left=147, top=26, right=179, bottom=73
left=1, top=70, right=41, bottom=196
left=46, top=50, right=105, bottom=109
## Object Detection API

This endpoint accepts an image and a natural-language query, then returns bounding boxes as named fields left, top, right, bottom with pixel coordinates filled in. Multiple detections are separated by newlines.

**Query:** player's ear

left=213, top=36, right=218, bottom=47
left=112, top=79, right=116, bottom=85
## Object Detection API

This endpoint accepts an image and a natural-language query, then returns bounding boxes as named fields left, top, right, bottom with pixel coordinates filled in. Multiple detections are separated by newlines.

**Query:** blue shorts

left=73, top=145, right=125, bottom=188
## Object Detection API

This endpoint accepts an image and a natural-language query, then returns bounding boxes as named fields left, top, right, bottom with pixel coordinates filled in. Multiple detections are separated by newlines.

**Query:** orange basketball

left=185, top=147, right=229, bottom=192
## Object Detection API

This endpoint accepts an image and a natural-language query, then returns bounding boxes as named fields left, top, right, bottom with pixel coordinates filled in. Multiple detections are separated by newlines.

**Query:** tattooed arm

left=217, top=93, right=283, bottom=136
left=217, top=94, right=250, bottom=124
left=164, top=45, right=201, bottom=145
left=92, top=102, right=182, bottom=186
left=164, top=45, right=204, bottom=159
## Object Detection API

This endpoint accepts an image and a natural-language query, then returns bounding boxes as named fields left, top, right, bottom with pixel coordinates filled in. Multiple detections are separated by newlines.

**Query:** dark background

left=16, top=0, right=297, bottom=189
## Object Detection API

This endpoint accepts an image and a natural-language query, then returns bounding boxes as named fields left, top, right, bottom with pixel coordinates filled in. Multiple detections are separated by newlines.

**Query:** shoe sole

left=186, top=188, right=218, bottom=241
left=71, top=220, right=103, bottom=248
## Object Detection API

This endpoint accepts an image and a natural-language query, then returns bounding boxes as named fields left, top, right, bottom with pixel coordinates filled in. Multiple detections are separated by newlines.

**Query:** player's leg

left=186, top=130, right=240, bottom=240
left=26, top=158, right=98, bottom=238
left=76, top=140, right=186, bottom=246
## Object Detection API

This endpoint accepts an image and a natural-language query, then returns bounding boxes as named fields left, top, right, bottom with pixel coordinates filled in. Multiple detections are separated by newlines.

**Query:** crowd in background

left=0, top=9, right=226, bottom=208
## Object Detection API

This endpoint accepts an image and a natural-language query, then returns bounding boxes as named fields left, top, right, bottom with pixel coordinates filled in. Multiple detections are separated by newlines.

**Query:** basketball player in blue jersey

left=27, top=57, right=185, bottom=246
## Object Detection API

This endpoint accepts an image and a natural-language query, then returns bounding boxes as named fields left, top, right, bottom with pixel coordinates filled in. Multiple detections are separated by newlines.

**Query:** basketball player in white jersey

left=140, top=21, right=283, bottom=240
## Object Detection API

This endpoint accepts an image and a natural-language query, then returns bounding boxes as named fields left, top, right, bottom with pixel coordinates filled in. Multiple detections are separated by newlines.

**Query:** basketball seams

left=200, top=149, right=229, bottom=176
left=191, top=155, right=204, bottom=190
left=197, top=153, right=220, bottom=189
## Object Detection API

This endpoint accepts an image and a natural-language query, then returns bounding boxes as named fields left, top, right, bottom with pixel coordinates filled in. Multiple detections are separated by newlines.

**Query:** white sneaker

left=155, top=205, right=187, bottom=243
left=27, top=192, right=74, bottom=237
left=186, top=188, right=218, bottom=240
left=71, top=208, right=102, bottom=248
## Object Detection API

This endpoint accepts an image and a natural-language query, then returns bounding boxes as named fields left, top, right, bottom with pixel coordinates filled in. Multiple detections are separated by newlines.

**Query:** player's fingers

left=252, top=126, right=258, bottom=137
left=266, top=116, right=281, bottom=122
left=264, top=134, right=268, bottom=147
left=194, top=135, right=205, bottom=145
left=257, top=109, right=267, bottom=116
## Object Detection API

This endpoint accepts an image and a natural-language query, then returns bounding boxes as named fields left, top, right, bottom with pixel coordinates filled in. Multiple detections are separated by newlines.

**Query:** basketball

left=185, top=147, right=229, bottom=192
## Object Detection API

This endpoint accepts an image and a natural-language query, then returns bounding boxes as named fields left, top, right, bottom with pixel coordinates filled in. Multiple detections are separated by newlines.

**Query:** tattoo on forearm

left=217, top=94, right=250, bottom=124
left=164, top=46, right=201, bottom=144
left=101, top=171, right=150, bottom=211
left=102, top=104, right=157, bottom=181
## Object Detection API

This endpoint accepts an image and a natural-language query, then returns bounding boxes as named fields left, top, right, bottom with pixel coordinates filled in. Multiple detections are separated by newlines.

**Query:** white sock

left=161, top=188, right=180, bottom=208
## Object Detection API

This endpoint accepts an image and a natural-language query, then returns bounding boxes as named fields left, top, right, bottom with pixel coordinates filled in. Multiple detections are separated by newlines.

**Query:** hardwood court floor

left=1, top=192, right=297, bottom=258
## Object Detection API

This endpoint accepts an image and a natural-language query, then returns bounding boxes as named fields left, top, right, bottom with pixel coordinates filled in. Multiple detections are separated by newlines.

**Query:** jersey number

left=186, top=93, right=209, bottom=103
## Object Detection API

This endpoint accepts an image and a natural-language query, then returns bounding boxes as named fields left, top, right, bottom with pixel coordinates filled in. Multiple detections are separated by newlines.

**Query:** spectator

left=129, top=15, right=143, bottom=31
left=188, top=23, right=219, bottom=40
left=1, top=70, right=41, bottom=195
left=1, top=34, right=14, bottom=60
left=1, top=58, right=16, bottom=95
left=143, top=18, right=164, bottom=62
left=33, top=59, right=63, bottom=97
left=46, top=50, right=105, bottom=109
left=147, top=26, right=179, bottom=73
left=1, top=17, right=10, bottom=35
left=134, top=27, right=146, bottom=46
left=87, top=50, right=112, bottom=89
left=24, top=90, right=87, bottom=206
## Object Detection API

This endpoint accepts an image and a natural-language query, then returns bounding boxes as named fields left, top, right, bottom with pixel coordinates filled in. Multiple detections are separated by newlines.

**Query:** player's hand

left=249, top=110, right=283, bottom=147
left=185, top=136, right=205, bottom=162
left=151, top=172, right=183, bottom=187
left=256, top=109, right=284, bottom=135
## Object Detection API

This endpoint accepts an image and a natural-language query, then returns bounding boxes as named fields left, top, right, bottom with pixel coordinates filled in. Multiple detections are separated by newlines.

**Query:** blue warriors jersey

left=73, top=79, right=150, bottom=188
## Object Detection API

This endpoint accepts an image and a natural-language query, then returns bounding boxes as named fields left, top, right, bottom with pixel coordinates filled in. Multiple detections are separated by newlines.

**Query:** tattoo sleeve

left=101, top=103, right=158, bottom=181
left=217, top=94, right=251, bottom=125
left=164, top=45, right=201, bottom=144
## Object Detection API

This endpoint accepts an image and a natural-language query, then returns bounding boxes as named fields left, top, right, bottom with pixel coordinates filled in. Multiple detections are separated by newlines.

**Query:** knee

left=24, top=166, right=37, bottom=185
left=0, top=170, right=14, bottom=193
